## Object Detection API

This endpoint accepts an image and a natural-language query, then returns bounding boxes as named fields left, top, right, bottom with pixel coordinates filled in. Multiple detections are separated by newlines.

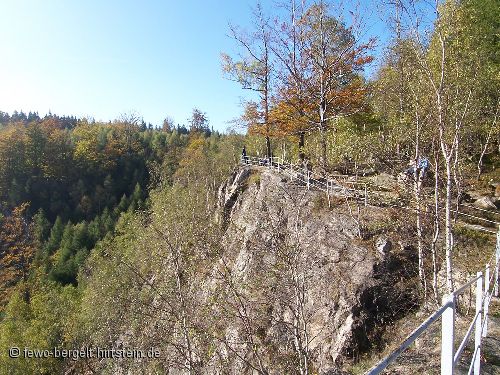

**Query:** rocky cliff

left=216, top=166, right=418, bottom=373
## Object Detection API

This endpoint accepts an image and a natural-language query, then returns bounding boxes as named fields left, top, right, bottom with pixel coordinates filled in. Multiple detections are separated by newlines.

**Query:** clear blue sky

left=0, top=0, right=393, bottom=131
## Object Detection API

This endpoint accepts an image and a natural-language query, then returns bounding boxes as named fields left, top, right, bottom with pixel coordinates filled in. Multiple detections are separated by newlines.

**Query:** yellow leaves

left=41, top=129, right=72, bottom=180
left=174, top=136, right=212, bottom=184
left=220, top=53, right=233, bottom=75
left=186, top=137, right=207, bottom=153
left=241, top=101, right=261, bottom=125
left=72, top=123, right=102, bottom=168
left=240, top=101, right=277, bottom=140
left=73, top=137, right=101, bottom=167
left=73, top=122, right=142, bottom=171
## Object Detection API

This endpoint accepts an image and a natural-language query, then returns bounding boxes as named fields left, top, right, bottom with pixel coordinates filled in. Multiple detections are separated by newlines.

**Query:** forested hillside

left=0, top=0, right=498, bottom=373
left=0, top=109, right=237, bottom=299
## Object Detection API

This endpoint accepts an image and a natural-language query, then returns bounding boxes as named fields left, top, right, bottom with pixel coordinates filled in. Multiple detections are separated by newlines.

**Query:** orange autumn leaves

left=247, top=53, right=373, bottom=142
left=230, top=2, right=374, bottom=154
left=0, top=203, right=35, bottom=308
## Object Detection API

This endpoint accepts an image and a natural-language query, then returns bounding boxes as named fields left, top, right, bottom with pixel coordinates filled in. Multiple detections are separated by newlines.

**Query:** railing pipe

left=495, top=228, right=499, bottom=297
left=483, top=265, right=489, bottom=337
left=367, top=302, right=451, bottom=375
left=468, top=346, right=480, bottom=375
left=453, top=275, right=481, bottom=297
left=454, top=309, right=481, bottom=365
left=473, top=272, right=483, bottom=375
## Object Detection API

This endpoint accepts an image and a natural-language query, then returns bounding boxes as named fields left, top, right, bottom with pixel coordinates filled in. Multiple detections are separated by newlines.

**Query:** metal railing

left=240, top=155, right=369, bottom=204
left=367, top=228, right=500, bottom=375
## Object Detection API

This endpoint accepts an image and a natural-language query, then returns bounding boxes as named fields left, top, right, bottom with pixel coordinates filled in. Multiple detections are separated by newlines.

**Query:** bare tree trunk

left=413, top=106, right=426, bottom=289
left=453, top=136, right=462, bottom=224
left=318, top=4, right=328, bottom=171
left=443, top=152, right=454, bottom=293
left=431, top=144, right=440, bottom=303
left=266, top=135, right=272, bottom=159
left=477, top=102, right=499, bottom=180
left=292, top=270, right=309, bottom=375
left=299, top=131, right=305, bottom=162
left=415, top=166, right=425, bottom=287
left=319, top=123, right=327, bottom=169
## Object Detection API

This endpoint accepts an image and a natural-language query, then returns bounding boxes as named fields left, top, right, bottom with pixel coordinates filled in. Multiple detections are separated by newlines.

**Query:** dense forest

left=0, top=110, right=207, bottom=290
left=0, top=0, right=498, bottom=373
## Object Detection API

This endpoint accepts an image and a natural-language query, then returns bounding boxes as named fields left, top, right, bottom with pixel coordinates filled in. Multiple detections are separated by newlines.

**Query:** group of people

left=403, top=156, right=430, bottom=183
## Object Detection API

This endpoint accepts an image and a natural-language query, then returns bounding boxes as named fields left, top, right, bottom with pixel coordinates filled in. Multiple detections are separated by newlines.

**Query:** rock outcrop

left=465, top=188, right=500, bottom=210
left=216, top=166, right=418, bottom=373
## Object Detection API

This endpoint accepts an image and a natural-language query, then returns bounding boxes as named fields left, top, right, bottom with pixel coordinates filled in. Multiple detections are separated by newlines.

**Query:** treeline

left=0, top=116, right=184, bottom=221
left=0, top=110, right=244, bottom=374
left=0, top=111, right=79, bottom=129
left=0, top=127, right=243, bottom=373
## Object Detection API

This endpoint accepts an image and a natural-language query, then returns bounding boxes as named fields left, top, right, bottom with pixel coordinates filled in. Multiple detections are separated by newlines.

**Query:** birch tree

left=384, top=0, right=496, bottom=293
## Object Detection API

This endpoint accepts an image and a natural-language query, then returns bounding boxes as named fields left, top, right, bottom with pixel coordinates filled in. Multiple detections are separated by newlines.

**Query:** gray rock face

left=473, top=196, right=498, bottom=209
left=217, top=167, right=252, bottom=227
left=464, top=189, right=499, bottom=210
left=216, top=167, right=416, bottom=374
left=466, top=190, right=485, bottom=201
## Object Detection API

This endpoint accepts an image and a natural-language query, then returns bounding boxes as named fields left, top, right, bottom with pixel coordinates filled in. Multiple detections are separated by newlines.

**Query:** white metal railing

left=367, top=227, right=500, bottom=375
left=241, top=156, right=500, bottom=223
left=240, top=155, right=369, bottom=204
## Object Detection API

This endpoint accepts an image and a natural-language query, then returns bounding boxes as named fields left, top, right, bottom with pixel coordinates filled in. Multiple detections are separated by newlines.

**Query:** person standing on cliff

left=417, top=156, right=429, bottom=179
left=242, top=146, right=248, bottom=164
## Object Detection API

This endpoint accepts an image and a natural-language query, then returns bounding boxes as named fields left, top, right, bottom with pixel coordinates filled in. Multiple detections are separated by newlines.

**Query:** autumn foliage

left=0, top=203, right=35, bottom=307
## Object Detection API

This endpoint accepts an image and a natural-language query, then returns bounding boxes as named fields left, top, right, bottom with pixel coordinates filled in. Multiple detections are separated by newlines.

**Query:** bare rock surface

left=216, top=167, right=418, bottom=374
left=367, top=172, right=401, bottom=191
left=465, top=189, right=500, bottom=210
left=376, top=237, right=392, bottom=256
left=474, top=196, right=498, bottom=210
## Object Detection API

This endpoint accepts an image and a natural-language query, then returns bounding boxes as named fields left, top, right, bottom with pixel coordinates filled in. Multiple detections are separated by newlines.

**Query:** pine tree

left=33, top=209, right=50, bottom=245
left=131, top=183, right=143, bottom=204
left=45, top=216, right=64, bottom=256
left=118, top=194, right=129, bottom=212
left=87, top=217, right=101, bottom=244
